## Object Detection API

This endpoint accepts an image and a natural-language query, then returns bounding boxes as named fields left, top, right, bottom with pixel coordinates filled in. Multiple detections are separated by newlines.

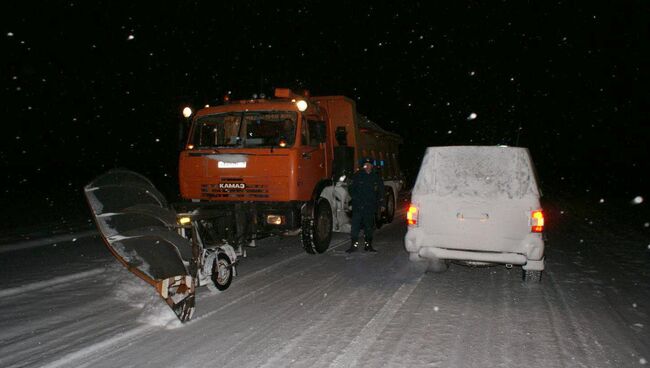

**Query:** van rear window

left=413, top=146, right=540, bottom=199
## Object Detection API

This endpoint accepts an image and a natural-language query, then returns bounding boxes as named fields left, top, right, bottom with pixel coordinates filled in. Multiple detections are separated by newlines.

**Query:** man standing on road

left=346, top=157, right=385, bottom=253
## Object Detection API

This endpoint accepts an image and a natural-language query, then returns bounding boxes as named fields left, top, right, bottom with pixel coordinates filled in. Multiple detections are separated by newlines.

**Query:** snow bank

left=109, top=266, right=182, bottom=329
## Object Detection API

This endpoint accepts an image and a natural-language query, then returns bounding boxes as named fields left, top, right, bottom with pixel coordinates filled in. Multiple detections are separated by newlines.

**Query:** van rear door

left=412, top=146, right=541, bottom=253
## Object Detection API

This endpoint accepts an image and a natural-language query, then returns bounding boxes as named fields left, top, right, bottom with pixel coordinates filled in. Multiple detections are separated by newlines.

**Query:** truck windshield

left=191, top=111, right=297, bottom=148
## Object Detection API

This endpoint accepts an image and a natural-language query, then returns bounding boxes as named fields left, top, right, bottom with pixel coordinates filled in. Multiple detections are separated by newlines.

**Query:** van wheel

left=426, top=259, right=450, bottom=273
left=523, top=269, right=542, bottom=283
left=409, top=252, right=426, bottom=262
left=301, top=198, right=332, bottom=254
left=211, top=253, right=233, bottom=291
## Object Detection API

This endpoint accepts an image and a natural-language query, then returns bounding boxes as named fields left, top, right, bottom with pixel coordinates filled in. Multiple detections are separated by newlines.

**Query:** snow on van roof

left=413, top=146, right=540, bottom=199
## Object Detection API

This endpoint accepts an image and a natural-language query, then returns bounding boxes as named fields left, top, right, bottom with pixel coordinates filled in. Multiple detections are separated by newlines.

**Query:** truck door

left=298, top=118, right=327, bottom=199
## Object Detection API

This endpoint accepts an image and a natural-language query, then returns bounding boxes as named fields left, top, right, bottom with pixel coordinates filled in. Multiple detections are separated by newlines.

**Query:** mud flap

left=84, top=169, right=196, bottom=322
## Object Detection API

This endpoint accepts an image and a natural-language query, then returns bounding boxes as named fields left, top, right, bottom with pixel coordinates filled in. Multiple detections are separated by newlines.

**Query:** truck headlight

left=296, top=100, right=308, bottom=112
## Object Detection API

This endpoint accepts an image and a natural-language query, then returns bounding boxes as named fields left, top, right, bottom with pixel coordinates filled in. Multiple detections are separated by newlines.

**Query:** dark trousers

left=350, top=206, right=376, bottom=243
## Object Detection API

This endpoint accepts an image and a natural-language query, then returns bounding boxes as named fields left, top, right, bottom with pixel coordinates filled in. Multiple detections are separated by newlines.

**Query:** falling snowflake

left=434, top=306, right=439, bottom=312
left=127, top=34, right=135, bottom=41
left=640, top=357, right=647, bottom=365
left=447, top=130, right=452, bottom=134
left=632, top=196, right=644, bottom=204
left=7, top=32, right=14, bottom=37
left=467, top=112, right=477, bottom=120
left=469, top=71, right=475, bottom=76
left=633, top=303, right=638, bottom=308
left=155, top=138, right=160, bottom=142
left=599, top=198, right=605, bottom=203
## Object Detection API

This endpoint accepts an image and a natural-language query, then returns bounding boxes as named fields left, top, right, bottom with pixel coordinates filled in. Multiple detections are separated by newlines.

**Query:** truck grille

left=200, top=177, right=270, bottom=199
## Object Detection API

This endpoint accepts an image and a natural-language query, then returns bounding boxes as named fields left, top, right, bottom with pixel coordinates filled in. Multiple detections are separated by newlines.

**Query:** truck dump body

left=313, top=96, right=402, bottom=179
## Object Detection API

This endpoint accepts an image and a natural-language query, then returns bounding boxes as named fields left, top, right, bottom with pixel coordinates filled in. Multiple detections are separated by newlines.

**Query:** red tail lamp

left=531, top=210, right=544, bottom=233
left=407, top=204, right=419, bottom=226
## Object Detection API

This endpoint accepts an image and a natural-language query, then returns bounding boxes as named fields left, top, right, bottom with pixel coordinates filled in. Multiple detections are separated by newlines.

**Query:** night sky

left=3, top=1, right=648, bottom=226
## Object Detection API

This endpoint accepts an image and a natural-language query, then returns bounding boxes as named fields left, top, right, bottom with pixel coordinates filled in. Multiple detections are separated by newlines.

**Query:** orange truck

left=177, top=88, right=403, bottom=254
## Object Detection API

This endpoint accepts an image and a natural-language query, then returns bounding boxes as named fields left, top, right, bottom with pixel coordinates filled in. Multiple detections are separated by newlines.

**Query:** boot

left=364, top=240, right=377, bottom=252
left=345, top=241, right=359, bottom=253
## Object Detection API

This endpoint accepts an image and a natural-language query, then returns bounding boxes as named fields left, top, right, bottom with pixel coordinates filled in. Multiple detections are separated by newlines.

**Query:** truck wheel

left=301, top=198, right=333, bottom=254
left=211, top=253, right=233, bottom=291
left=385, top=189, right=395, bottom=224
left=375, top=209, right=384, bottom=229
left=522, top=269, right=542, bottom=283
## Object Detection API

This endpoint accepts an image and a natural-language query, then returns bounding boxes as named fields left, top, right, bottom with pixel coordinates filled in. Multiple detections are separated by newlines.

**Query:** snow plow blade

left=84, top=169, right=196, bottom=322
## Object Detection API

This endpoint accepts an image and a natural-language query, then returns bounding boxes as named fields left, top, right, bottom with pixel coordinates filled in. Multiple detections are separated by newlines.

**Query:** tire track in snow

left=40, top=325, right=156, bottom=368
left=545, top=265, right=649, bottom=366
left=219, top=274, right=342, bottom=368
left=0, top=268, right=105, bottom=298
left=34, top=238, right=349, bottom=368
left=232, top=237, right=349, bottom=285
left=193, top=237, right=349, bottom=322
left=541, top=270, right=593, bottom=368
left=328, top=275, right=423, bottom=368
left=257, top=290, right=361, bottom=368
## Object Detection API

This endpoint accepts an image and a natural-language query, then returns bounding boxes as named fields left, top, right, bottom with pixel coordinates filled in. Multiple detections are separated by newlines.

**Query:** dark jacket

left=349, top=169, right=385, bottom=211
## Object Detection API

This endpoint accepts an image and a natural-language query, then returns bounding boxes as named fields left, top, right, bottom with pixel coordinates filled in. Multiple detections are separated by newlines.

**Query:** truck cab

left=178, top=88, right=402, bottom=254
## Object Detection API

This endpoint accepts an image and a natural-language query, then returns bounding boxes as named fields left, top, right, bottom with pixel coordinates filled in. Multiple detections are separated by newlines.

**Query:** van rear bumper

left=415, top=247, right=544, bottom=270
left=418, top=247, right=527, bottom=265
left=405, top=228, right=545, bottom=270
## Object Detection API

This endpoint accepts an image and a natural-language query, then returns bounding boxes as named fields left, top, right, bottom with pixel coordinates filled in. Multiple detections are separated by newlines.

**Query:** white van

left=404, top=146, right=545, bottom=282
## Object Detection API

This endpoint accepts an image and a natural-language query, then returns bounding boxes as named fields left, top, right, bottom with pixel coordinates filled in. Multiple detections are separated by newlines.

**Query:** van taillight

left=407, top=205, right=418, bottom=226
left=531, top=210, right=544, bottom=232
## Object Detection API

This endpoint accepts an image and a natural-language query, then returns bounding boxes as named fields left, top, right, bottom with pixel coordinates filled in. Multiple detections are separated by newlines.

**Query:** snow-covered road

left=1, top=204, right=648, bottom=367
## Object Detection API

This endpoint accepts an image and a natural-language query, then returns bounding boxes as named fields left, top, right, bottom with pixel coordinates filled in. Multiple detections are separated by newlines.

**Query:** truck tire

left=211, top=253, right=233, bottom=291
left=375, top=188, right=395, bottom=229
left=301, top=198, right=333, bottom=254
left=375, top=209, right=384, bottom=230
left=385, top=189, right=395, bottom=224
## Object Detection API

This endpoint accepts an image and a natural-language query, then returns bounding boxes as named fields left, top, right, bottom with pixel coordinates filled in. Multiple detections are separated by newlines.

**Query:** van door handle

left=302, top=152, right=311, bottom=159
